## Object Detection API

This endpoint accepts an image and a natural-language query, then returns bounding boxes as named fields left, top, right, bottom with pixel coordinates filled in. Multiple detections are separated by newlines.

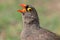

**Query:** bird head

left=17, top=4, right=33, bottom=13
left=17, top=4, right=39, bottom=23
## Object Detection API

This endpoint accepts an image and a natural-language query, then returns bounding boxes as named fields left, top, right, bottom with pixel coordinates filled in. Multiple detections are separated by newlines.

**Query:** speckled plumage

left=20, top=5, right=60, bottom=40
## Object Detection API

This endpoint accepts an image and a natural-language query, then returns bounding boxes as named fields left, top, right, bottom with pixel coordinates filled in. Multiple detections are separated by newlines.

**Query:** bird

left=17, top=4, right=60, bottom=40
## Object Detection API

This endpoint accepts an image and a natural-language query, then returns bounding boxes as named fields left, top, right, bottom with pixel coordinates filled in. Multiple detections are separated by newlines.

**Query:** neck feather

left=23, top=18, right=40, bottom=29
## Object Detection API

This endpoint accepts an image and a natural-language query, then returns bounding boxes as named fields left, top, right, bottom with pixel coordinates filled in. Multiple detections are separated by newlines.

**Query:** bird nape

left=17, top=4, right=60, bottom=40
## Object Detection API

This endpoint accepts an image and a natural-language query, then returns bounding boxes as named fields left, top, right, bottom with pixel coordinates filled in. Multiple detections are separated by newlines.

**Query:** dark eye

left=27, top=8, right=32, bottom=11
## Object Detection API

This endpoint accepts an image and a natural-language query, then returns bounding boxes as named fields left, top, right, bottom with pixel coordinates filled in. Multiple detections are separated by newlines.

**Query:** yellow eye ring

left=27, top=8, right=32, bottom=11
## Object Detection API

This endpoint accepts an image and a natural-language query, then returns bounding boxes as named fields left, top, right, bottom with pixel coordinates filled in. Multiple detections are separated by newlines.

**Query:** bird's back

left=20, top=27, right=60, bottom=40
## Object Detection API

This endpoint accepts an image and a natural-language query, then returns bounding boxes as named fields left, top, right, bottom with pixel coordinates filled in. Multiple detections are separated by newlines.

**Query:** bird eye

left=27, top=8, right=32, bottom=11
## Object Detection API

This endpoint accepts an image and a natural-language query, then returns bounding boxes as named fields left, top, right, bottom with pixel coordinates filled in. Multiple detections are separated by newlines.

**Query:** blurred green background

left=0, top=0, right=60, bottom=40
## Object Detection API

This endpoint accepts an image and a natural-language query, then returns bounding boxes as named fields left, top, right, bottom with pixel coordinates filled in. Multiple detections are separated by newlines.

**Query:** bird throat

left=23, top=18, right=40, bottom=29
